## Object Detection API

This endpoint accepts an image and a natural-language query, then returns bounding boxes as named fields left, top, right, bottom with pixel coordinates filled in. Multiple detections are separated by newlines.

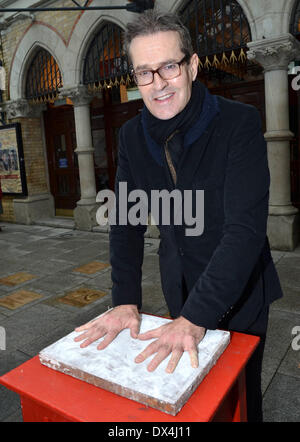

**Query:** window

left=83, top=22, right=131, bottom=90
left=25, top=48, right=62, bottom=102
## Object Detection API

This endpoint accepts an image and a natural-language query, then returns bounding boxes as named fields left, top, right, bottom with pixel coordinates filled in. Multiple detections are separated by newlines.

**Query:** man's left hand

left=135, top=316, right=206, bottom=373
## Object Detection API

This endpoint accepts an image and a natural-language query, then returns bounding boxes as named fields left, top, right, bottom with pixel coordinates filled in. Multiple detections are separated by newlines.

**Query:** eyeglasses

left=132, top=55, right=190, bottom=86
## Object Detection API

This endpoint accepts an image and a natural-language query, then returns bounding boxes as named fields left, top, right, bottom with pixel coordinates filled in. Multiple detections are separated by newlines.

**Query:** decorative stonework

left=58, top=85, right=93, bottom=107
left=0, top=99, right=46, bottom=119
left=247, top=34, right=300, bottom=71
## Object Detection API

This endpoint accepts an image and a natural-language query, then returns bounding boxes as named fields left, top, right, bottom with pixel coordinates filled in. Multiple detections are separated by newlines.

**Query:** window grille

left=83, top=22, right=132, bottom=91
left=25, top=48, right=63, bottom=103
left=179, top=0, right=251, bottom=71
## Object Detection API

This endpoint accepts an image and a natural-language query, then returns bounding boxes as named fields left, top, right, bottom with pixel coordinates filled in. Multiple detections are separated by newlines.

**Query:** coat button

left=179, top=247, right=184, bottom=256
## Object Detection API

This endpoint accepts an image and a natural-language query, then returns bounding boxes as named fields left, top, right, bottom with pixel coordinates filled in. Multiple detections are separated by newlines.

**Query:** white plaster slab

left=39, top=313, right=230, bottom=415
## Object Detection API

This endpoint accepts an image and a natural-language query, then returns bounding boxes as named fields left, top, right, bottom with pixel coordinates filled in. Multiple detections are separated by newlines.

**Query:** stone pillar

left=0, top=98, right=55, bottom=224
left=248, top=34, right=300, bottom=251
left=59, top=85, right=98, bottom=231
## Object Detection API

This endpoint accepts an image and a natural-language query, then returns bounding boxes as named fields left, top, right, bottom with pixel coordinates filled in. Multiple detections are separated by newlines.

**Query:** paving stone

left=22, top=248, right=71, bottom=261
left=58, top=247, right=106, bottom=264
left=270, top=285, right=300, bottom=314
left=57, top=287, right=107, bottom=308
left=71, top=300, right=113, bottom=329
left=26, top=271, right=89, bottom=293
left=141, top=280, right=167, bottom=315
left=263, top=373, right=300, bottom=422
left=0, top=350, right=30, bottom=421
left=276, top=262, right=300, bottom=289
left=21, top=323, right=77, bottom=357
left=0, top=290, right=43, bottom=310
left=19, top=238, right=62, bottom=251
left=19, top=258, right=74, bottom=276
left=2, top=407, right=23, bottom=422
left=141, top=253, right=160, bottom=274
left=276, top=256, right=300, bottom=268
left=262, top=309, right=300, bottom=394
left=0, top=272, right=37, bottom=287
left=1, top=304, right=76, bottom=351
left=277, top=346, right=300, bottom=379
left=34, top=218, right=75, bottom=230
left=39, top=228, right=76, bottom=237
left=85, top=269, right=113, bottom=290
left=0, top=384, right=21, bottom=422
left=271, top=250, right=286, bottom=264
left=0, top=288, right=52, bottom=317
left=73, top=261, right=110, bottom=275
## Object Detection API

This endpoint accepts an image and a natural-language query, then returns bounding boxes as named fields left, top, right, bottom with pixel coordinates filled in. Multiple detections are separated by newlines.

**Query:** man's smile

left=153, top=92, right=175, bottom=103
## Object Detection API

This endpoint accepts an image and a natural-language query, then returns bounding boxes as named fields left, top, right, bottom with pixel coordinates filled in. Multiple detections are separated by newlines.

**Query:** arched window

left=290, top=0, right=300, bottom=38
left=179, top=0, right=254, bottom=82
left=83, top=22, right=131, bottom=91
left=25, top=48, right=63, bottom=102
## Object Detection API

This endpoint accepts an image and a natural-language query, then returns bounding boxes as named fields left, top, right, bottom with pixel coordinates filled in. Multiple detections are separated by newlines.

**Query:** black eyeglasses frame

left=131, top=54, right=191, bottom=86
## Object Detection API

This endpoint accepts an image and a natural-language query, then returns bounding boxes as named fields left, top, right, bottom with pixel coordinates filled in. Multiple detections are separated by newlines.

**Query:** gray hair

left=123, top=9, right=194, bottom=63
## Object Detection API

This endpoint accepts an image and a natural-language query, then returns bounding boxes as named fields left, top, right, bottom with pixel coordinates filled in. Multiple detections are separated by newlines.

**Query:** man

left=75, top=10, right=283, bottom=421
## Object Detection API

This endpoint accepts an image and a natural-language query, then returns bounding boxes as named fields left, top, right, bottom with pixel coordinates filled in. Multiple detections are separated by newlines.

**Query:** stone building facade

left=0, top=0, right=300, bottom=251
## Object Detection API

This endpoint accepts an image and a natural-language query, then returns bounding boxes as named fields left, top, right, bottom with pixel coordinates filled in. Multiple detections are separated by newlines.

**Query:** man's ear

left=189, top=53, right=199, bottom=81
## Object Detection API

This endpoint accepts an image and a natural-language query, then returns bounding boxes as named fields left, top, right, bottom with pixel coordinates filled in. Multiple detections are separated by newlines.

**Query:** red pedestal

left=0, top=331, right=259, bottom=422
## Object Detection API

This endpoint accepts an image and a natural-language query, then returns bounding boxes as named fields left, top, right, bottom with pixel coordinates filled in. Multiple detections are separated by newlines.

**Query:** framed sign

left=0, top=123, right=27, bottom=196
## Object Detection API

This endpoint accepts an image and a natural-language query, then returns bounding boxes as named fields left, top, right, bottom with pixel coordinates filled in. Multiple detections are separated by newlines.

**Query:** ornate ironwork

left=179, top=0, right=251, bottom=70
left=25, top=48, right=63, bottom=103
left=83, top=22, right=132, bottom=90
left=291, top=0, right=300, bottom=37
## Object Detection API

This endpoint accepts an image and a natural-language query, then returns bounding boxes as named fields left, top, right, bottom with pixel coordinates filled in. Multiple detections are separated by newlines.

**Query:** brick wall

left=0, top=195, right=16, bottom=222
left=18, top=117, right=48, bottom=195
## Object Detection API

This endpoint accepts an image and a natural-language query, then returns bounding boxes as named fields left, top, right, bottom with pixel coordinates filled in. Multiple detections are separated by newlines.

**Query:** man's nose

left=152, top=71, right=168, bottom=89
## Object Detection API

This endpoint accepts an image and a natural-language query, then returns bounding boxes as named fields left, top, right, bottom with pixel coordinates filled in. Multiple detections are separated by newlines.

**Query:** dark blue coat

left=109, top=87, right=283, bottom=333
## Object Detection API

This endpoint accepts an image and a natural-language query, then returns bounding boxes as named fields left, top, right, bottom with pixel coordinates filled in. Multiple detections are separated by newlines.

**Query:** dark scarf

left=142, top=81, right=204, bottom=171
left=141, top=81, right=220, bottom=170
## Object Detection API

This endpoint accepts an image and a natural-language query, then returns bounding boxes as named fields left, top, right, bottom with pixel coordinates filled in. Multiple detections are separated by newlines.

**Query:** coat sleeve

left=109, top=125, right=147, bottom=310
left=180, top=106, right=270, bottom=329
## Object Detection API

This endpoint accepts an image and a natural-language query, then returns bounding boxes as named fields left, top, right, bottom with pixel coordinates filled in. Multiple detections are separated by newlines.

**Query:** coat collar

left=141, top=85, right=220, bottom=190
left=141, top=85, right=220, bottom=168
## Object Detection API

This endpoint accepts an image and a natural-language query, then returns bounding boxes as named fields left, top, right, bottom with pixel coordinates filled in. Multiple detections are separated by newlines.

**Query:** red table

left=0, top=331, right=259, bottom=422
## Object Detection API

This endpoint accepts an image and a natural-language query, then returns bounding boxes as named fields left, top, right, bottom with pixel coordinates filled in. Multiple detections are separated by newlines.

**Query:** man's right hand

left=73, top=304, right=141, bottom=350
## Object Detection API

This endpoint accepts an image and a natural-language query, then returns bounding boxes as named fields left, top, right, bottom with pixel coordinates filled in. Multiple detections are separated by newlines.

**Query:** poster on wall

left=0, top=123, right=27, bottom=196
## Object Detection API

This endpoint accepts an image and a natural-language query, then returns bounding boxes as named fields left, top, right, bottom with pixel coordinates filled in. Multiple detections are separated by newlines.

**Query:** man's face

left=129, top=31, right=198, bottom=120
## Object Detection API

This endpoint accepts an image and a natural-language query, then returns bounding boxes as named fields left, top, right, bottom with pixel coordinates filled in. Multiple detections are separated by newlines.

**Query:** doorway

left=43, top=104, right=80, bottom=215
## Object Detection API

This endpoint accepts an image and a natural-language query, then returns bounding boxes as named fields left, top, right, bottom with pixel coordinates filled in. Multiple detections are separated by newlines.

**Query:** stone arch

left=9, top=23, right=67, bottom=101
left=66, top=4, right=131, bottom=86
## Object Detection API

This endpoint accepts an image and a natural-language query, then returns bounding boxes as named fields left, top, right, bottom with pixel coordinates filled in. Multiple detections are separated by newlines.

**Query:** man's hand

left=74, top=304, right=141, bottom=350
left=134, top=316, right=206, bottom=373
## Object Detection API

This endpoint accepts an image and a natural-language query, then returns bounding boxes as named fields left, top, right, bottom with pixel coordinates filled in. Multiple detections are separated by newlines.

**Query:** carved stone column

left=248, top=34, right=300, bottom=250
left=0, top=99, right=55, bottom=225
left=59, top=85, right=98, bottom=231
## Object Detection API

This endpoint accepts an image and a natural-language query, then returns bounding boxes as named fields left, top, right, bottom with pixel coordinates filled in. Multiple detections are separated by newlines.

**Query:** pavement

left=0, top=220, right=299, bottom=422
